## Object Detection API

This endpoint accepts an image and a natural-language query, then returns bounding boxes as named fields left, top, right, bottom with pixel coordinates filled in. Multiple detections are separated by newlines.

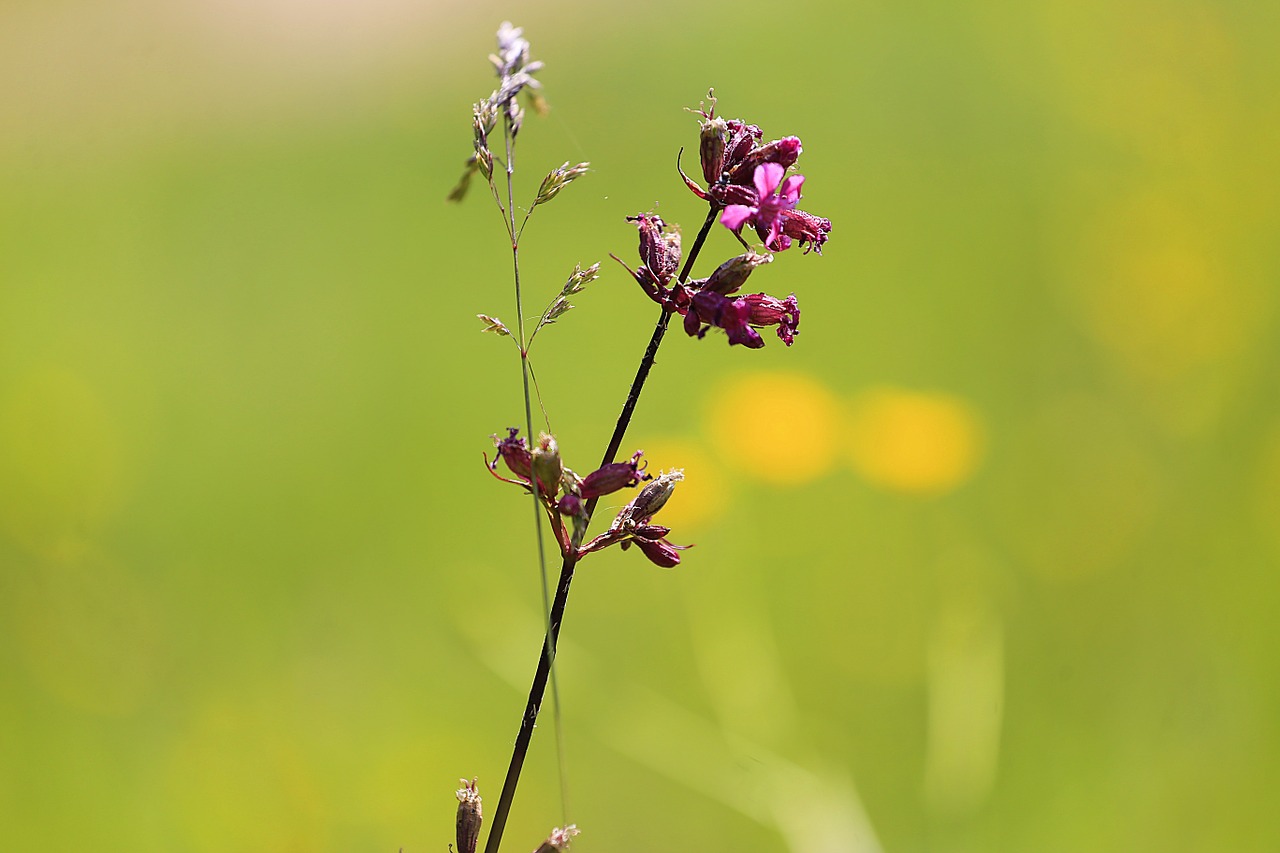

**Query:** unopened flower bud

left=533, top=824, right=580, bottom=853
left=628, top=469, right=684, bottom=524
left=633, top=536, right=685, bottom=568
left=531, top=433, right=563, bottom=498
left=455, top=778, right=482, bottom=853
left=741, top=292, right=800, bottom=345
left=557, top=493, right=584, bottom=517
left=721, top=120, right=763, bottom=174
left=493, top=428, right=533, bottom=480
left=699, top=115, right=728, bottom=184
left=702, top=251, right=772, bottom=296
left=629, top=213, right=681, bottom=286
left=779, top=208, right=833, bottom=255
left=728, top=135, right=802, bottom=185
left=577, top=471, right=691, bottom=567
left=580, top=450, right=649, bottom=499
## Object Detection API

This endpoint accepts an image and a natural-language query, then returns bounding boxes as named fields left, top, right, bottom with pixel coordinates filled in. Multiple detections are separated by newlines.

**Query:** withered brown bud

left=455, top=778, right=482, bottom=853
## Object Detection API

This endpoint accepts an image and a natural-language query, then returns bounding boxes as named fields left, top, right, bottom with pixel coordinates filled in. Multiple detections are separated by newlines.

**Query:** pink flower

left=720, top=163, right=805, bottom=252
left=684, top=290, right=764, bottom=349
left=673, top=251, right=798, bottom=348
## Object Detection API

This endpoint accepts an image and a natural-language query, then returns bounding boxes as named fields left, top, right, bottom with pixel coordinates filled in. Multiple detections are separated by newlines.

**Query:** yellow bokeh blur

left=0, top=368, right=126, bottom=559
left=703, top=371, right=841, bottom=485
left=2, top=1, right=1277, bottom=850
left=844, top=386, right=984, bottom=496
left=623, top=436, right=727, bottom=531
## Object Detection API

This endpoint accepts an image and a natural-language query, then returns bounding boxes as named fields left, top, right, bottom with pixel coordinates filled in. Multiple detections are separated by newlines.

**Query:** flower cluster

left=614, top=214, right=801, bottom=349
left=613, top=93, right=829, bottom=348
left=579, top=471, right=690, bottom=568
left=683, top=98, right=832, bottom=255
left=487, top=428, right=689, bottom=566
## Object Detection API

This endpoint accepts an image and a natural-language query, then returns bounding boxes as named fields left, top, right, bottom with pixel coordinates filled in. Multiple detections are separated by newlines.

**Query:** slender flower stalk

left=482, top=204, right=719, bottom=853
left=503, top=104, right=571, bottom=826
left=497, top=42, right=586, bottom=831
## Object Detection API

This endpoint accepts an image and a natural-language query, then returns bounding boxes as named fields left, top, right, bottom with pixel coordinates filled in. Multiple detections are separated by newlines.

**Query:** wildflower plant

left=446, top=22, right=830, bottom=852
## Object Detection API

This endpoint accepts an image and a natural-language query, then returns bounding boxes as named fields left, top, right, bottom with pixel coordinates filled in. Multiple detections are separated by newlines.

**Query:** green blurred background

left=2, top=0, right=1278, bottom=851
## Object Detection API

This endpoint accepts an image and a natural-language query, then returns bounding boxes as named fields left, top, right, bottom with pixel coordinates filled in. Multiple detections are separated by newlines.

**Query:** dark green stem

left=482, top=204, right=721, bottom=853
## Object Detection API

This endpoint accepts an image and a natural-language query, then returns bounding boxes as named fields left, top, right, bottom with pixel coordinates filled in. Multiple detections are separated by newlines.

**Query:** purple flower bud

left=727, top=136, right=803, bottom=185
left=576, top=471, right=691, bottom=567
left=741, top=292, right=801, bottom=345
left=580, top=450, right=649, bottom=499
left=610, top=253, right=664, bottom=303
left=633, top=536, right=686, bottom=568
left=630, top=213, right=681, bottom=286
left=632, top=523, right=672, bottom=540
left=779, top=208, right=833, bottom=255
left=714, top=183, right=760, bottom=208
left=492, top=428, right=533, bottom=481
left=557, top=493, right=584, bottom=518
left=683, top=116, right=764, bottom=203
left=723, top=120, right=763, bottom=176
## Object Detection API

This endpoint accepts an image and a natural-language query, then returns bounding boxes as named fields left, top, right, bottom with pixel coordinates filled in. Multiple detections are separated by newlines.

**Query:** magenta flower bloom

left=684, top=290, right=764, bottom=349
left=720, top=163, right=805, bottom=252
left=664, top=250, right=798, bottom=348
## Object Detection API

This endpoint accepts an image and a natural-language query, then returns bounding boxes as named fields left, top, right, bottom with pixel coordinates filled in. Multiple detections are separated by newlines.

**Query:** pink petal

left=754, top=162, right=785, bottom=198
left=765, top=218, right=784, bottom=251
left=779, top=174, right=805, bottom=204
left=720, top=204, right=756, bottom=230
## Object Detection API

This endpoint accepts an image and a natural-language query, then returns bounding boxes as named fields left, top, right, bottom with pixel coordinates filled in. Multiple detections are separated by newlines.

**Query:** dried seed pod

left=455, top=778, right=482, bottom=853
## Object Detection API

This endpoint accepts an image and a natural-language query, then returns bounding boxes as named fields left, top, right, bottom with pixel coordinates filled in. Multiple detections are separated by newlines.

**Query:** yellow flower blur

left=845, top=387, right=984, bottom=495
left=704, top=371, right=841, bottom=485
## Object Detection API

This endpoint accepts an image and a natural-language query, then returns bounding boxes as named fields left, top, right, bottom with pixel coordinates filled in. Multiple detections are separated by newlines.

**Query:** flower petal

left=720, top=204, right=756, bottom=231
left=754, top=162, right=785, bottom=198
left=779, top=174, right=805, bottom=204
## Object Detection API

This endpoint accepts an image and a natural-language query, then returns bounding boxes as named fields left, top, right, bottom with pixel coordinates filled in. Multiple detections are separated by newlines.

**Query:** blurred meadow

left=2, top=0, right=1279, bottom=851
